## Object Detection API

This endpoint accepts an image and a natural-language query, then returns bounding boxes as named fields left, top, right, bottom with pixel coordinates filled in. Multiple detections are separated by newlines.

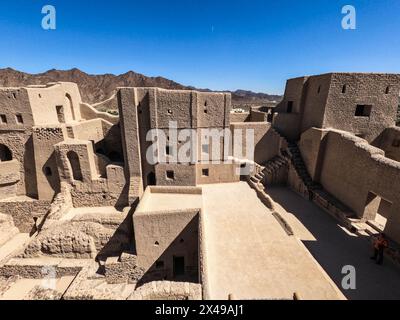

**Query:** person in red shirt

left=371, top=233, right=389, bottom=265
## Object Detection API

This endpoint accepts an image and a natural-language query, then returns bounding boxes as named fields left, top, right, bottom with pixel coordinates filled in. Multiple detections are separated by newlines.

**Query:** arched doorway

left=0, top=144, right=12, bottom=162
left=67, top=151, right=83, bottom=181
left=65, top=94, right=75, bottom=121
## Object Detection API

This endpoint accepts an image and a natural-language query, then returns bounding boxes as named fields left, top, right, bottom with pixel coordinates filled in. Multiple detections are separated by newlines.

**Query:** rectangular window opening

left=355, top=105, right=372, bottom=117
left=166, top=145, right=172, bottom=156
left=0, top=115, right=7, bottom=124
left=166, top=170, right=175, bottom=180
left=16, top=114, right=23, bottom=124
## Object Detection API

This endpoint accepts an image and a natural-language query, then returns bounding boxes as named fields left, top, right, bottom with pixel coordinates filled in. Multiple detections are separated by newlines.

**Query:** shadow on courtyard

left=267, top=187, right=400, bottom=300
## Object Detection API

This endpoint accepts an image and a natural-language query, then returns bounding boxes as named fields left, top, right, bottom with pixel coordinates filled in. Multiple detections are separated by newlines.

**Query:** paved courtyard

left=201, top=182, right=344, bottom=300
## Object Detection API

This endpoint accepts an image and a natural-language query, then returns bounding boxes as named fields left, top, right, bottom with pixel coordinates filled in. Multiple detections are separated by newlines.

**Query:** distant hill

left=0, top=68, right=282, bottom=107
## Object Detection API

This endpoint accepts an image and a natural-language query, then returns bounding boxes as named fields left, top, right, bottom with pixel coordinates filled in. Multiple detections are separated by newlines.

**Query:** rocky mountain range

left=0, top=68, right=282, bottom=107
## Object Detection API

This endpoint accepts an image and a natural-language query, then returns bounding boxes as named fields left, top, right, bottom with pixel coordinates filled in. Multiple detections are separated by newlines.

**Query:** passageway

left=267, top=187, right=400, bottom=300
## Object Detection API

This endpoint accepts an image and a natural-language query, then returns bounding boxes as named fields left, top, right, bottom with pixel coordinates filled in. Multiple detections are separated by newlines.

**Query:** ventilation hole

left=154, top=241, right=160, bottom=246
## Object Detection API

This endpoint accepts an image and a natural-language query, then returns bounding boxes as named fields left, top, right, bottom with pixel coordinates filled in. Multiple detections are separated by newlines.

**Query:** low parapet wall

left=128, top=281, right=202, bottom=300
left=148, top=186, right=202, bottom=195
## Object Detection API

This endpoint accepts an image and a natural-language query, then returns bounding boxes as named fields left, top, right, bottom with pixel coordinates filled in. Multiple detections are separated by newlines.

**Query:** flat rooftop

left=135, top=186, right=203, bottom=214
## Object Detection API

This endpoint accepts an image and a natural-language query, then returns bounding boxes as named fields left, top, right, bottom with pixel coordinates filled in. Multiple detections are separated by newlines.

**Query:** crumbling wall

left=0, top=160, right=20, bottom=199
left=0, top=131, right=36, bottom=197
left=128, top=281, right=202, bottom=300
left=0, top=198, right=51, bottom=233
left=23, top=209, right=133, bottom=259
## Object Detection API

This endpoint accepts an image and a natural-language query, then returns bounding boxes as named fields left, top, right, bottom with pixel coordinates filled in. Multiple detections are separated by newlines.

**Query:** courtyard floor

left=267, top=187, right=400, bottom=300
left=201, top=182, right=344, bottom=300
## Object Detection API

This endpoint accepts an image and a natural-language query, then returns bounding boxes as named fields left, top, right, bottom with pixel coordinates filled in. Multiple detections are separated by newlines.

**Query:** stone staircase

left=262, top=155, right=290, bottom=186
left=249, top=163, right=266, bottom=190
left=271, top=128, right=364, bottom=230
left=286, top=142, right=322, bottom=192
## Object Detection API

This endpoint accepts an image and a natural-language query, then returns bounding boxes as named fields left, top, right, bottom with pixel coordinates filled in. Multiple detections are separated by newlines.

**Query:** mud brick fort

left=0, top=73, right=400, bottom=300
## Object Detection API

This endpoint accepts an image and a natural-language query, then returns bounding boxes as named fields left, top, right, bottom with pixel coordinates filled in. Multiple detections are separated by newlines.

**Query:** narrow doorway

left=173, top=256, right=185, bottom=277
left=147, top=171, right=156, bottom=186
left=56, top=105, right=65, bottom=123
left=363, top=191, right=391, bottom=230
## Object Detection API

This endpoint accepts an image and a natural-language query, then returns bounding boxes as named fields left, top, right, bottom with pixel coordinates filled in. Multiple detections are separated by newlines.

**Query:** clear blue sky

left=1, top=0, right=400, bottom=94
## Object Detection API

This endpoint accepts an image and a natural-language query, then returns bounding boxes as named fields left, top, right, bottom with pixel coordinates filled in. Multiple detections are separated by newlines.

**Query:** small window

left=287, top=101, right=293, bottom=113
left=154, top=241, right=160, bottom=246
left=204, top=108, right=208, bottom=114
left=156, top=260, right=164, bottom=269
left=38, top=93, right=42, bottom=98
left=317, top=85, right=321, bottom=94
left=16, top=114, right=23, bottom=124
left=385, top=86, right=390, bottom=94
left=12, top=92, right=17, bottom=99
left=166, top=170, right=175, bottom=180
left=202, top=168, right=209, bottom=177
left=342, top=85, right=347, bottom=94
left=0, top=115, right=7, bottom=124
left=392, top=139, right=400, bottom=148
left=167, top=109, right=173, bottom=115
left=44, top=167, right=52, bottom=176
left=355, top=105, right=372, bottom=117
left=204, top=101, right=208, bottom=107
